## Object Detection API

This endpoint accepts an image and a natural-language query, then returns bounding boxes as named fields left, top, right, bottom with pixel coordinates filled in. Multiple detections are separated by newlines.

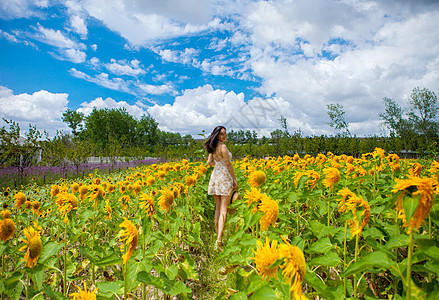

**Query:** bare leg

left=214, top=195, right=221, bottom=234
left=216, top=195, right=230, bottom=244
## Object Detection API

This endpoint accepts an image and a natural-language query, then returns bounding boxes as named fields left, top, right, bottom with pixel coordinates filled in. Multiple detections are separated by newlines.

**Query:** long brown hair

left=203, top=126, right=226, bottom=154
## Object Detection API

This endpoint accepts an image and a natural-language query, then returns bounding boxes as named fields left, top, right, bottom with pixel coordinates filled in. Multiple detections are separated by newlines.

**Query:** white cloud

left=147, top=84, right=292, bottom=137
left=69, top=68, right=132, bottom=93
left=33, top=24, right=87, bottom=63
left=65, top=0, right=88, bottom=38
left=77, top=97, right=147, bottom=119
left=157, top=48, right=199, bottom=64
left=238, top=1, right=439, bottom=136
left=80, top=0, right=222, bottom=45
left=0, top=0, right=48, bottom=19
left=0, top=85, right=69, bottom=137
left=136, top=83, right=175, bottom=95
left=90, top=44, right=97, bottom=51
left=104, top=59, right=146, bottom=76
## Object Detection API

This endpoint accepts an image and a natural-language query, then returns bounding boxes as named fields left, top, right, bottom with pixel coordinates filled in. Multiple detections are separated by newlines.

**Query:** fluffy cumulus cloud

left=0, top=85, right=69, bottom=137
left=147, top=84, right=292, bottom=137
left=237, top=0, right=439, bottom=136
left=80, top=0, right=221, bottom=45
left=104, top=59, right=146, bottom=77
left=77, top=97, right=147, bottom=119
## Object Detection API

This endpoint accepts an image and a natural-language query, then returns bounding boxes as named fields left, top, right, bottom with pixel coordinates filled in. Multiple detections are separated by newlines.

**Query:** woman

left=204, top=126, right=237, bottom=250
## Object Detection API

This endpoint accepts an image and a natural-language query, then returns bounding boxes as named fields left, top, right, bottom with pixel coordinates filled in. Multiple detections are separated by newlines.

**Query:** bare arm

left=221, top=144, right=238, bottom=189
left=207, top=153, right=215, bottom=165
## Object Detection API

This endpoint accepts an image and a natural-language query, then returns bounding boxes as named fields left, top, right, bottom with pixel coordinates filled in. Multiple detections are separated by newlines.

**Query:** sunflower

left=106, top=183, right=116, bottom=194
left=322, top=168, right=340, bottom=189
left=1, top=209, right=11, bottom=219
left=337, top=188, right=371, bottom=236
left=258, top=194, right=279, bottom=231
left=393, top=176, right=436, bottom=233
left=0, top=218, right=15, bottom=241
left=133, top=183, right=142, bottom=195
left=25, top=200, right=32, bottom=209
left=156, top=171, right=166, bottom=180
left=305, top=170, right=320, bottom=190
left=146, top=176, right=155, bottom=186
left=185, top=175, right=197, bottom=187
left=79, top=185, right=89, bottom=200
left=139, top=192, right=155, bottom=218
left=14, top=192, right=26, bottom=208
left=278, top=236, right=306, bottom=299
left=89, top=184, right=105, bottom=208
left=252, top=237, right=280, bottom=281
left=105, top=199, right=112, bottom=221
left=32, top=200, right=40, bottom=215
left=69, top=282, right=98, bottom=300
left=249, top=170, right=266, bottom=187
left=120, top=195, right=130, bottom=210
left=119, top=218, right=138, bottom=264
left=244, top=188, right=263, bottom=213
left=19, top=225, right=42, bottom=268
left=410, top=163, right=423, bottom=177
left=56, top=192, right=78, bottom=223
left=158, top=188, right=175, bottom=212
left=71, top=183, right=80, bottom=193
left=51, top=185, right=61, bottom=197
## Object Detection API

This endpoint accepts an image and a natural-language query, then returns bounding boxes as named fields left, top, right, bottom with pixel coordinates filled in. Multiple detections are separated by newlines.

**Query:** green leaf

left=415, top=238, right=439, bottom=260
left=249, top=285, right=279, bottom=299
left=78, top=246, right=100, bottom=265
left=402, top=193, right=420, bottom=222
left=39, top=241, right=63, bottom=264
left=308, top=251, right=341, bottom=267
left=165, top=264, right=179, bottom=281
left=96, top=280, right=124, bottom=299
left=384, top=235, right=410, bottom=250
left=305, top=270, right=340, bottom=300
left=341, top=251, right=393, bottom=278
left=43, top=285, right=68, bottom=300
left=94, top=253, right=122, bottom=267
left=230, top=292, right=248, bottom=300
left=137, top=271, right=165, bottom=289
left=307, top=237, right=334, bottom=254
left=3, top=271, right=22, bottom=290
left=27, top=264, right=45, bottom=291
left=179, top=260, right=199, bottom=280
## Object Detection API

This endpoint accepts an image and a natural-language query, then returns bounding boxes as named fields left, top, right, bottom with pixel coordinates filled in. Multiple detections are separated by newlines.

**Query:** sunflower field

left=0, top=149, right=439, bottom=299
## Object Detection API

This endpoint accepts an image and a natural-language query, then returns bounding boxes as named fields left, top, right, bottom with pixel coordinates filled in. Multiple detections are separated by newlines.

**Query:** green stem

left=64, top=222, right=68, bottom=296
left=343, top=221, right=348, bottom=298
left=353, top=233, right=360, bottom=297
left=327, top=201, right=331, bottom=227
left=428, top=216, right=432, bottom=282
left=406, top=230, right=414, bottom=300
left=124, top=261, right=128, bottom=300
left=92, top=211, right=95, bottom=285
left=142, top=220, right=147, bottom=300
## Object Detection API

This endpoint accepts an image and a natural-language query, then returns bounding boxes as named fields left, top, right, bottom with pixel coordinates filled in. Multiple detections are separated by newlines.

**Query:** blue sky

left=1, top=0, right=438, bottom=138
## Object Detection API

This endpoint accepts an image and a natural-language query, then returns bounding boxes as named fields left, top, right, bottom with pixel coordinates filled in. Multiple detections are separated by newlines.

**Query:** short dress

left=208, top=151, right=233, bottom=196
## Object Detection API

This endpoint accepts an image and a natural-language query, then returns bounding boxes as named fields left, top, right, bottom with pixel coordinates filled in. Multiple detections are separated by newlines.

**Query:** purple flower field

left=0, top=158, right=166, bottom=189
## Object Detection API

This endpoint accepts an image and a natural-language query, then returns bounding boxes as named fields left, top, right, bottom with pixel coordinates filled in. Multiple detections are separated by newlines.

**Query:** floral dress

left=208, top=151, right=233, bottom=196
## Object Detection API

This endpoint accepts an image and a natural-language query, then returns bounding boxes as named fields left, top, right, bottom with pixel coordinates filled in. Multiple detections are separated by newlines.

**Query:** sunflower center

left=29, top=236, right=42, bottom=259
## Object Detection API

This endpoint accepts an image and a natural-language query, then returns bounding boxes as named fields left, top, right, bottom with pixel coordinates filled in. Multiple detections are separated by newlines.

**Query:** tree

left=83, top=107, right=137, bottom=151
left=408, top=87, right=439, bottom=143
left=327, top=103, right=351, bottom=137
left=136, top=114, right=159, bottom=149
left=62, top=109, right=84, bottom=136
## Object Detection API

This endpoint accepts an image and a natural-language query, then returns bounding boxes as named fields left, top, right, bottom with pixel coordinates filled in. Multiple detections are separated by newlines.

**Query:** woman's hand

left=233, top=178, right=238, bottom=189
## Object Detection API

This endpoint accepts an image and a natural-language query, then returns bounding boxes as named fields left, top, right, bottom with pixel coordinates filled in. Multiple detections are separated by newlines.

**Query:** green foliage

left=327, top=103, right=351, bottom=137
